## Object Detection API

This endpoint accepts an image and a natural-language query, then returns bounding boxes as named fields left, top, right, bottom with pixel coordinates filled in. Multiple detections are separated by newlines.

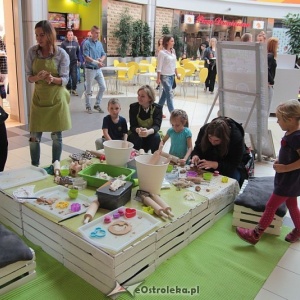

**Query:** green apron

left=137, top=105, right=155, bottom=128
left=29, top=57, right=71, bottom=132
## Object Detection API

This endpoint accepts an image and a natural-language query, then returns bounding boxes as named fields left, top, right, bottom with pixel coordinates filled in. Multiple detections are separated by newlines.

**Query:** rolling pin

left=141, top=195, right=168, bottom=218
left=87, top=150, right=103, bottom=158
left=148, top=144, right=164, bottom=165
left=83, top=200, right=100, bottom=224
left=122, top=141, right=129, bottom=148
left=148, top=150, right=161, bottom=165
left=150, top=193, right=174, bottom=217
left=53, top=160, right=60, bottom=176
left=160, top=151, right=179, bottom=164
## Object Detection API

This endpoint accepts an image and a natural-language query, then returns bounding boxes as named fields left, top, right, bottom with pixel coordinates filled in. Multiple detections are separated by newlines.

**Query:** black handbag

left=0, top=105, right=8, bottom=124
left=172, top=75, right=176, bottom=89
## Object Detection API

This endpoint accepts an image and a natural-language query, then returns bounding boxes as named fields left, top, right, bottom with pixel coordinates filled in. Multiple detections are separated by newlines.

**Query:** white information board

left=206, top=41, right=275, bottom=159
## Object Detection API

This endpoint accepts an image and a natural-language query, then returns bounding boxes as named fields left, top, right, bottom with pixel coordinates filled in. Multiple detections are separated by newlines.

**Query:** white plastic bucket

left=103, top=140, right=134, bottom=167
left=135, top=154, right=169, bottom=194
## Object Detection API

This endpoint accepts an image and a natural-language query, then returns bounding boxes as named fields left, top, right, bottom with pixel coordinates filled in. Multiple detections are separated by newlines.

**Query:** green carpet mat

left=1, top=214, right=290, bottom=300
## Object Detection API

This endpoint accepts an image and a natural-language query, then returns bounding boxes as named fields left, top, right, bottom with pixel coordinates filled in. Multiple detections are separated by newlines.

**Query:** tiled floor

left=3, top=79, right=300, bottom=299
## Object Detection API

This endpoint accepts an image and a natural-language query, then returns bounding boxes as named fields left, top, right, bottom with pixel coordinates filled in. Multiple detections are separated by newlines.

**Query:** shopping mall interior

left=1, top=1, right=300, bottom=299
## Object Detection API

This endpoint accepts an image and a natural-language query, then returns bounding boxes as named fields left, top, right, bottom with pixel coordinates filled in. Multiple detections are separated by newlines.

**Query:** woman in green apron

left=25, top=20, right=71, bottom=167
left=128, top=85, right=162, bottom=153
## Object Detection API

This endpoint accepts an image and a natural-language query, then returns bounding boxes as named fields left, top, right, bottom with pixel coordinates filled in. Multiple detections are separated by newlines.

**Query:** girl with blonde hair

left=237, top=99, right=300, bottom=245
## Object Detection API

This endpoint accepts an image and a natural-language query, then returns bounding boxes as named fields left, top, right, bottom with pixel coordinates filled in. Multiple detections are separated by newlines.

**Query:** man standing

left=79, top=31, right=91, bottom=83
left=83, top=26, right=106, bottom=114
left=60, top=31, right=80, bottom=96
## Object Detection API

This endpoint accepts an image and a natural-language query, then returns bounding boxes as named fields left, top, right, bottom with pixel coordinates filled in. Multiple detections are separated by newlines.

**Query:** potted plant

left=283, top=13, right=300, bottom=57
left=141, top=21, right=152, bottom=58
left=113, top=9, right=133, bottom=60
left=131, top=19, right=143, bottom=62
left=161, top=24, right=183, bottom=59
left=162, top=24, right=170, bottom=35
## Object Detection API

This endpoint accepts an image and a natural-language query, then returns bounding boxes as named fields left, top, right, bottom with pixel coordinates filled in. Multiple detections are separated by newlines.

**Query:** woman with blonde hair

left=127, top=85, right=163, bottom=153
left=267, top=37, right=279, bottom=114
left=256, top=31, right=266, bottom=43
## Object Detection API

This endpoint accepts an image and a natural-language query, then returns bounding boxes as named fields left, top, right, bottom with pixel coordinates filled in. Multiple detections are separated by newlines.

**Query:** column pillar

left=146, top=0, right=156, bottom=54
left=21, top=0, right=48, bottom=123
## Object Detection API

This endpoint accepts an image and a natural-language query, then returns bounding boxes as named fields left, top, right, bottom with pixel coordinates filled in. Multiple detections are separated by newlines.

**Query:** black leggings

left=0, top=122, right=8, bottom=171
left=205, top=65, right=217, bottom=92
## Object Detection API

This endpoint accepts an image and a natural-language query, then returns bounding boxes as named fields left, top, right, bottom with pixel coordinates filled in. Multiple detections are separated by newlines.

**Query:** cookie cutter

left=90, top=227, right=106, bottom=238
left=142, top=206, right=154, bottom=215
left=70, top=203, right=81, bottom=212
left=125, top=208, right=136, bottom=218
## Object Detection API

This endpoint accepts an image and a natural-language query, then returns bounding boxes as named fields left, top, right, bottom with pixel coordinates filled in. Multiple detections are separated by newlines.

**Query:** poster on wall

left=48, top=12, right=67, bottom=29
left=67, top=14, right=80, bottom=30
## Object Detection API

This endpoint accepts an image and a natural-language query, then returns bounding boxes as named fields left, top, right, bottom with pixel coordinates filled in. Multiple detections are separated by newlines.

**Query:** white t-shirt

left=157, top=49, right=176, bottom=76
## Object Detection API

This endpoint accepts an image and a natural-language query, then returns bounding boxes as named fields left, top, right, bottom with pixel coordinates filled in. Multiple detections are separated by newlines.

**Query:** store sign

left=184, top=14, right=195, bottom=24
left=196, top=15, right=250, bottom=28
left=253, top=20, right=265, bottom=29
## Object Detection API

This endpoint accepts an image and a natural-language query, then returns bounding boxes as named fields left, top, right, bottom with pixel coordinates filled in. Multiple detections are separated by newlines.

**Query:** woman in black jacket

left=203, top=38, right=217, bottom=94
left=267, top=37, right=278, bottom=114
left=127, top=85, right=162, bottom=153
left=191, top=117, right=248, bottom=186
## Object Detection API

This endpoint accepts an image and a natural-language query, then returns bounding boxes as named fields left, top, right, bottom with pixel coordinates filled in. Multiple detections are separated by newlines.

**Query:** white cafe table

left=101, top=66, right=129, bottom=94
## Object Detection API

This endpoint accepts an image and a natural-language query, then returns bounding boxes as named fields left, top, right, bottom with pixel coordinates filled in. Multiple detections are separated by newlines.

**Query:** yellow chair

left=198, top=60, right=205, bottom=67
left=175, top=67, right=187, bottom=97
left=181, top=59, right=191, bottom=66
left=183, top=62, right=197, bottom=82
left=190, top=67, right=208, bottom=98
left=127, top=61, right=139, bottom=84
left=139, top=62, right=150, bottom=74
left=113, top=59, right=120, bottom=67
left=151, top=57, right=157, bottom=68
left=140, top=59, right=150, bottom=64
left=116, top=62, right=127, bottom=78
left=148, top=65, right=157, bottom=87
left=176, top=61, right=180, bottom=68
left=117, top=65, right=135, bottom=95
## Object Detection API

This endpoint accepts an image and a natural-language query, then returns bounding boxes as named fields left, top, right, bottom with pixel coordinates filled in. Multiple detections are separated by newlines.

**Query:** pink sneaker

left=285, top=228, right=300, bottom=243
left=236, top=227, right=261, bottom=245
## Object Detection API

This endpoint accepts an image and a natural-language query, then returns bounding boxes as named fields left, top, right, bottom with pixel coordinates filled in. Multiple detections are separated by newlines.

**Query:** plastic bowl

left=186, top=170, right=198, bottom=177
left=203, top=172, right=213, bottom=181
left=60, top=167, right=69, bottom=177
left=103, top=140, right=134, bottom=167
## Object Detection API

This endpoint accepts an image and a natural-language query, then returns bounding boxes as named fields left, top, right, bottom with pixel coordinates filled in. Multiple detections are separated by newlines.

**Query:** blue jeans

left=158, top=75, right=174, bottom=113
left=66, top=62, right=78, bottom=91
left=29, top=132, right=62, bottom=166
left=77, top=66, right=81, bottom=83
left=84, top=68, right=106, bottom=108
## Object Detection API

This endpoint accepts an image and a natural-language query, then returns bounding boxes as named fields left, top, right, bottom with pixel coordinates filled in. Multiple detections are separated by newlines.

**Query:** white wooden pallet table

left=0, top=248, right=36, bottom=295
left=0, top=166, right=240, bottom=295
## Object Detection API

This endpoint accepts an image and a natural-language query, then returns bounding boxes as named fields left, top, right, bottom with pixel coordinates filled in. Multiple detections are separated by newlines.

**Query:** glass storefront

left=180, top=12, right=270, bottom=57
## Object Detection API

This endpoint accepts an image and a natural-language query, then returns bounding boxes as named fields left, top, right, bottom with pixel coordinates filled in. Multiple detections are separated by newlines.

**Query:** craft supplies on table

left=96, top=181, right=132, bottom=210
left=78, top=164, right=135, bottom=188
left=78, top=206, right=160, bottom=252
left=24, top=186, right=92, bottom=221
left=0, top=166, right=48, bottom=189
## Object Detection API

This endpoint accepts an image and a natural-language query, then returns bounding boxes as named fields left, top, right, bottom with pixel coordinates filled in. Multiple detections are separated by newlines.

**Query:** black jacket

left=268, top=53, right=277, bottom=85
left=191, top=117, right=245, bottom=178
left=129, top=102, right=162, bottom=134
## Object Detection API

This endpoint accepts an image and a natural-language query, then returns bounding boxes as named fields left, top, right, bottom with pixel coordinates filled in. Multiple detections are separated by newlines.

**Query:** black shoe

left=94, top=105, right=104, bottom=113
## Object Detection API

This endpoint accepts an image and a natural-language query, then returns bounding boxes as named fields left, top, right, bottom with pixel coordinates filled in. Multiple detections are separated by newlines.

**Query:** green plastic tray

left=78, top=164, right=135, bottom=188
